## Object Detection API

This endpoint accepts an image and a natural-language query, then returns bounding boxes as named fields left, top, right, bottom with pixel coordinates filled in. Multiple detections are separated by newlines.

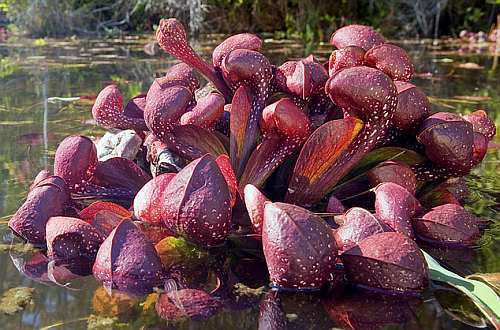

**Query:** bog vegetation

left=0, top=0, right=499, bottom=46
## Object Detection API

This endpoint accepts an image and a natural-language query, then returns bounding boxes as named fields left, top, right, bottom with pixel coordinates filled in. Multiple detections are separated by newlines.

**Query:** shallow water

left=0, top=35, right=498, bottom=329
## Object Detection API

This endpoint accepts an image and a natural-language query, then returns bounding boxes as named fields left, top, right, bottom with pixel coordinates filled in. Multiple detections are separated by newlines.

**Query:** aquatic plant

left=7, top=18, right=498, bottom=326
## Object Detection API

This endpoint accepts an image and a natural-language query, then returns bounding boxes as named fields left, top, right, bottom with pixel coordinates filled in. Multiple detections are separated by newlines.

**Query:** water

left=0, top=35, right=498, bottom=329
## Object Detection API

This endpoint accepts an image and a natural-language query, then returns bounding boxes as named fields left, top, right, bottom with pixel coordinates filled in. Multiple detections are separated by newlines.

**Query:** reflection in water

left=258, top=291, right=286, bottom=330
left=322, top=290, right=422, bottom=330
left=0, top=36, right=498, bottom=329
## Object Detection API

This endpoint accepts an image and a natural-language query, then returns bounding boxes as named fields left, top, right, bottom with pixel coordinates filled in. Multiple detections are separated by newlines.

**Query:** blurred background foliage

left=0, top=1, right=498, bottom=46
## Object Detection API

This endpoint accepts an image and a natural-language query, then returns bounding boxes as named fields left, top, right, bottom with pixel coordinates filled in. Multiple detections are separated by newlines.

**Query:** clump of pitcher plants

left=7, top=18, right=497, bottom=323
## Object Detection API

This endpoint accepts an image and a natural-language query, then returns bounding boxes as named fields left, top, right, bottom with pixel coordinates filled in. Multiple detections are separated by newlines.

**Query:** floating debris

left=0, top=287, right=35, bottom=315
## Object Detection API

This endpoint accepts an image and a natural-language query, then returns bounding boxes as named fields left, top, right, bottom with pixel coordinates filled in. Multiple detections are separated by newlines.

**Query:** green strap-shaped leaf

left=423, top=250, right=500, bottom=327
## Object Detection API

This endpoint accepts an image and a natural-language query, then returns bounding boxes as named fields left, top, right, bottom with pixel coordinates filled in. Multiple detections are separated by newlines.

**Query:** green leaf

left=423, top=250, right=500, bottom=327
left=467, top=273, right=500, bottom=295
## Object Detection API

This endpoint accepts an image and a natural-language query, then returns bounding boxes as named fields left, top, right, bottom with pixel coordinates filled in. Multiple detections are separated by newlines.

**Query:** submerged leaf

left=10, top=252, right=51, bottom=284
left=155, top=289, right=223, bottom=321
left=323, top=292, right=421, bottom=329
left=92, top=286, right=137, bottom=318
left=434, top=288, right=489, bottom=328
left=87, top=314, right=127, bottom=330
left=258, top=291, right=287, bottom=330
left=0, top=287, right=34, bottom=315
left=424, top=251, right=500, bottom=326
